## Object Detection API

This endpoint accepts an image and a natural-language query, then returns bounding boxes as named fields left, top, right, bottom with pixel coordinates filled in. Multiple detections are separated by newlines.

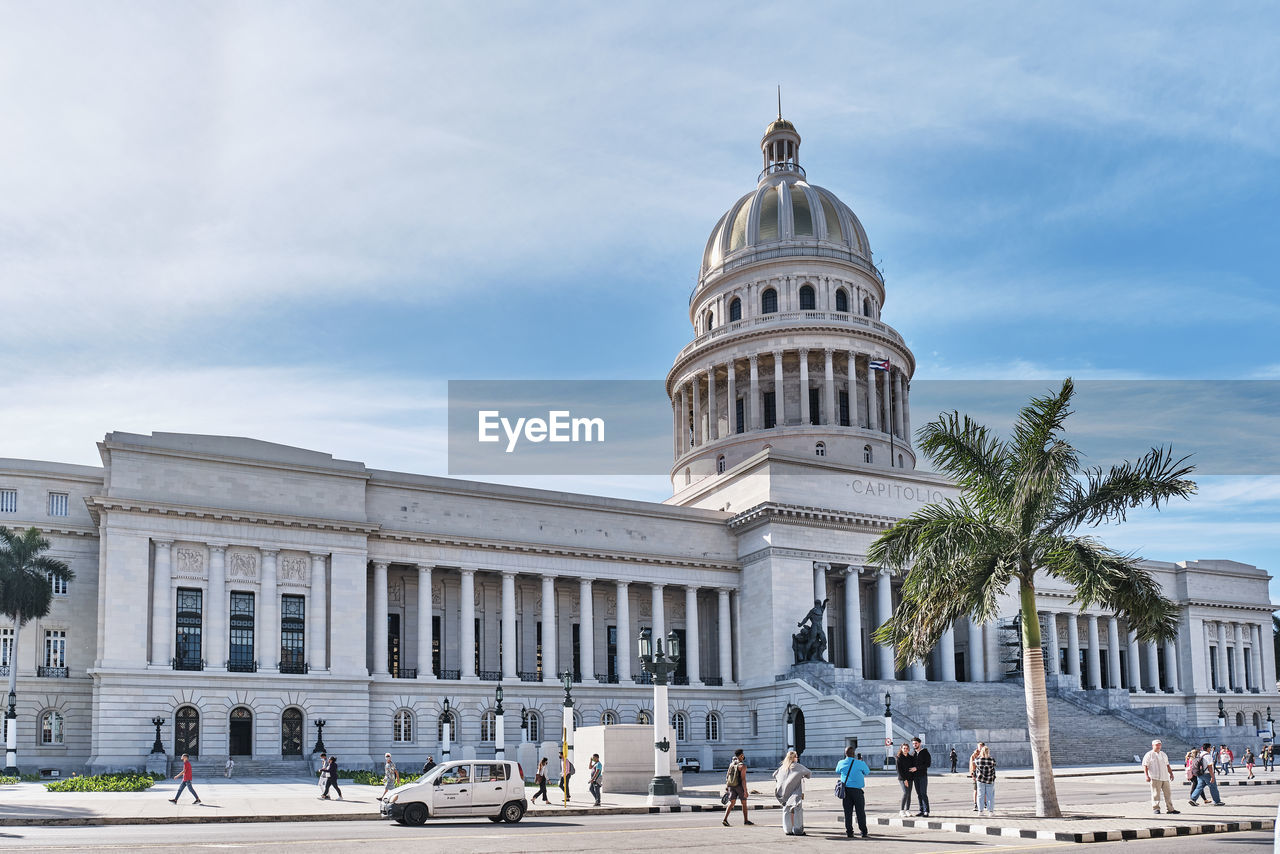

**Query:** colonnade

left=1204, top=619, right=1267, bottom=693
left=1041, top=609, right=1179, bottom=692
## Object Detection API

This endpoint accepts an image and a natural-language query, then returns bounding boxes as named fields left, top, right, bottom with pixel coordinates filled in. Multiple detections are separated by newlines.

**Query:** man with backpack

left=1190, top=742, right=1226, bottom=807
left=721, top=748, right=752, bottom=826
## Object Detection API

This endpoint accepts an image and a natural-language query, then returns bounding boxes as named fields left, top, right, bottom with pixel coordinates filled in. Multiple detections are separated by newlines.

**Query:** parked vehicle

left=677, top=757, right=701, bottom=773
left=382, top=759, right=527, bottom=825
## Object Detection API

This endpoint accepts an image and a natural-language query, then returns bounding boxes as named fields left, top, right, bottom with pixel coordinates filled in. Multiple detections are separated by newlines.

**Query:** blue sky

left=2, top=2, right=1277, bottom=597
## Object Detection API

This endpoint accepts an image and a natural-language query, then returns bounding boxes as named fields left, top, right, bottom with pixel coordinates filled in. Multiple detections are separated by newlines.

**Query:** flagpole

left=888, top=366, right=895, bottom=467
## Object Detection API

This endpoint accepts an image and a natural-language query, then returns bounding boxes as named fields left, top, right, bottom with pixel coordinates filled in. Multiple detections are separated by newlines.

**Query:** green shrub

left=337, top=768, right=422, bottom=785
left=20, top=773, right=40, bottom=782
left=45, top=773, right=160, bottom=792
left=0, top=775, right=19, bottom=785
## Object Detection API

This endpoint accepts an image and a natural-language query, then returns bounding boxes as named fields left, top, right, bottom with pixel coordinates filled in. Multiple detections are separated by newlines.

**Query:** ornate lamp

left=150, top=717, right=166, bottom=754
left=638, top=626, right=681, bottom=806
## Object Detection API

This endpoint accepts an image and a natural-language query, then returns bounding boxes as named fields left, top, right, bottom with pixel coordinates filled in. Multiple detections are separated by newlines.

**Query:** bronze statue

left=792, top=598, right=829, bottom=663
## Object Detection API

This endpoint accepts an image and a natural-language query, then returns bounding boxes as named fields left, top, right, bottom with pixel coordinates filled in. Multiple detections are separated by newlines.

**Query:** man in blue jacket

left=835, top=746, right=872, bottom=838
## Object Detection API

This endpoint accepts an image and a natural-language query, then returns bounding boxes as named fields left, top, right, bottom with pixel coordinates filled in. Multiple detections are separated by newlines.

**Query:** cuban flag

left=869, top=358, right=891, bottom=371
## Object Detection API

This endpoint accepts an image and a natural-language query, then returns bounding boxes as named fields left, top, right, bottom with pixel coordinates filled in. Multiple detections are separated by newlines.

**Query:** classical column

left=651, top=583, right=665, bottom=641
left=207, top=545, right=227, bottom=671
left=813, top=562, right=830, bottom=650
left=773, top=351, right=784, bottom=427
left=726, top=361, right=737, bottom=435
left=309, top=552, right=328, bottom=671
left=983, top=621, right=999, bottom=682
left=372, top=561, right=390, bottom=675
left=502, top=571, right=518, bottom=681
left=717, top=588, right=732, bottom=684
left=676, top=386, right=687, bottom=451
left=866, top=361, right=879, bottom=432
left=902, top=378, right=911, bottom=445
left=1251, top=623, right=1265, bottom=691
left=259, top=549, right=278, bottom=673
left=843, top=567, right=863, bottom=677
left=908, top=659, right=927, bottom=681
left=1163, top=637, right=1179, bottom=693
left=417, top=565, right=436, bottom=680
left=1233, top=623, right=1246, bottom=691
left=1066, top=613, right=1081, bottom=682
left=579, top=578, right=596, bottom=683
left=1145, top=642, right=1161, bottom=692
left=1044, top=611, right=1060, bottom=674
left=893, top=371, right=905, bottom=438
left=798, top=349, right=810, bottom=424
left=748, top=355, right=760, bottom=430
left=708, top=367, right=718, bottom=441
left=1086, top=615, right=1101, bottom=689
left=881, top=371, right=891, bottom=434
left=459, top=568, right=477, bottom=680
left=876, top=568, right=894, bottom=679
left=823, top=349, right=836, bottom=426
left=691, top=374, right=702, bottom=446
left=847, top=351, right=860, bottom=427
left=1107, top=616, right=1122, bottom=689
left=939, top=624, right=956, bottom=681
left=616, top=580, right=631, bottom=683
left=684, top=586, right=702, bottom=685
left=150, top=540, right=173, bottom=666
left=672, top=396, right=680, bottom=458
left=1126, top=629, right=1141, bottom=691
left=966, top=617, right=984, bottom=682
left=541, top=574, right=558, bottom=683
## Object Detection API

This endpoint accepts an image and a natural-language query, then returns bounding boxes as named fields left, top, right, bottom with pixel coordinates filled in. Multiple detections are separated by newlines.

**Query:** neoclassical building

left=2, top=115, right=1274, bottom=776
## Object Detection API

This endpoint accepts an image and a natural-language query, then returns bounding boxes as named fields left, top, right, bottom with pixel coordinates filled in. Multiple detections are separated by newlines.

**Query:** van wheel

left=502, top=801, right=526, bottom=823
left=402, top=802, right=428, bottom=826
left=488, top=816, right=503, bottom=822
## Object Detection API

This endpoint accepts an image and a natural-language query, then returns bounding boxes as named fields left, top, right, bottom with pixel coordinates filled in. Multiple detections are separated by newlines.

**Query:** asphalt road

left=0, top=811, right=1272, bottom=853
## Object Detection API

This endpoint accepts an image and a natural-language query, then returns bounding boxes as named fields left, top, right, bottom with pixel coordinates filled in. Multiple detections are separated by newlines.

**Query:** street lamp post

left=1268, top=706, right=1274, bottom=739
left=150, top=717, right=166, bottom=754
left=4, top=689, right=17, bottom=775
left=638, top=627, right=681, bottom=807
left=520, top=706, right=529, bottom=744
left=561, top=670, right=575, bottom=805
left=312, top=719, right=327, bottom=755
left=883, top=693, right=894, bottom=770
left=441, top=698, right=452, bottom=761
left=495, top=683, right=506, bottom=760
left=1218, top=698, right=1226, bottom=728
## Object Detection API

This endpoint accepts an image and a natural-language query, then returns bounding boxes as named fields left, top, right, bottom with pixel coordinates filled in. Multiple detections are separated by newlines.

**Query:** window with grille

left=815, top=442, right=826, bottom=457
left=229, top=592, right=255, bottom=671
left=44, top=630, right=66, bottom=667
left=175, top=588, right=203, bottom=667
left=735, top=398, right=745, bottom=434
left=716, top=455, right=726, bottom=474
left=48, top=570, right=67, bottom=596
left=1, top=626, right=11, bottom=667
left=763, top=392, right=776, bottom=429
left=863, top=445, right=873, bottom=464
left=637, top=709, right=652, bottom=725
left=0, top=489, right=16, bottom=513
left=706, top=711, right=721, bottom=742
left=761, top=288, right=778, bottom=314
left=729, top=298, right=742, bottom=322
left=394, top=709, right=414, bottom=742
left=799, top=285, right=815, bottom=310
left=839, top=391, right=850, bottom=427
left=47, top=492, right=69, bottom=517
left=809, top=388, right=820, bottom=425
left=480, top=710, right=496, bottom=742
left=523, top=709, right=540, bottom=742
left=601, top=710, right=619, bottom=726
left=41, top=710, right=64, bottom=744
left=281, top=708, right=303, bottom=756
left=280, top=595, right=305, bottom=672
left=670, top=712, right=687, bottom=741
left=835, top=289, right=849, bottom=313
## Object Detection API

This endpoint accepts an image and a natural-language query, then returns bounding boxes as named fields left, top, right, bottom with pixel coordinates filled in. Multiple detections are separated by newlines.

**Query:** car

left=381, top=759, right=527, bottom=825
left=677, top=757, right=701, bottom=773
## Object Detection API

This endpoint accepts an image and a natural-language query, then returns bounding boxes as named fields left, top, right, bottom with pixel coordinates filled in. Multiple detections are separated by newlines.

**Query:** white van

left=382, top=759, right=527, bottom=825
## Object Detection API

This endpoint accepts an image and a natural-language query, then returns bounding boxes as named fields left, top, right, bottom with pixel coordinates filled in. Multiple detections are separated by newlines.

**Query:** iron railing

left=393, top=668, right=417, bottom=679
left=37, top=666, right=69, bottom=678
left=279, top=661, right=309, bottom=674
left=172, top=657, right=204, bottom=672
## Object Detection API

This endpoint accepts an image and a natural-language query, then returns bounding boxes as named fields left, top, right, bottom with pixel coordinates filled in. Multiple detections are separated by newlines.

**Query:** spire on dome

left=760, top=97, right=802, bottom=182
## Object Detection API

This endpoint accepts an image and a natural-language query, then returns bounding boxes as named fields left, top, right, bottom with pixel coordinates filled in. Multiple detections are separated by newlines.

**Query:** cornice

left=371, top=528, right=739, bottom=572
left=86, top=497, right=381, bottom=535
left=727, top=501, right=899, bottom=533
left=4, top=521, right=99, bottom=540
left=1188, top=600, right=1278, bottom=615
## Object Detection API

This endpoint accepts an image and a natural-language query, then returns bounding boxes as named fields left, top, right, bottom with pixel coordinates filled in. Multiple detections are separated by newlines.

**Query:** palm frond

left=1041, top=535, right=1179, bottom=643
left=1046, top=446, right=1196, bottom=533
left=917, top=412, right=1009, bottom=506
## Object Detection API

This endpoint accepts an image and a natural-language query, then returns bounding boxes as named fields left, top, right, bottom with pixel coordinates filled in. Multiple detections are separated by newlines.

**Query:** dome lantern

left=760, top=101, right=803, bottom=182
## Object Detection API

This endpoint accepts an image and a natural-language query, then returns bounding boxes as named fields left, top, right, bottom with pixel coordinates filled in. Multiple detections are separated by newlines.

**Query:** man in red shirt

left=169, top=753, right=201, bottom=804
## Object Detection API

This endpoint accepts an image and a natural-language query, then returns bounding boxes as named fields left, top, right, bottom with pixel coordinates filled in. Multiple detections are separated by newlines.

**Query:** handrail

left=673, top=311, right=905, bottom=366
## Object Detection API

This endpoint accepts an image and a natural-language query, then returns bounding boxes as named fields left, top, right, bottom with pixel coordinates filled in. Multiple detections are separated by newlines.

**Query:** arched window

left=761, top=288, right=778, bottom=314
left=281, top=708, right=303, bottom=756
left=863, top=445, right=873, bottom=464
left=815, top=442, right=826, bottom=457
left=1236, top=712, right=1245, bottom=727
left=716, top=455, right=726, bottom=474
left=637, top=709, right=652, bottom=725
left=480, top=709, right=496, bottom=742
left=522, top=709, right=541, bottom=742
left=684, top=468, right=691, bottom=485
left=438, top=711, right=457, bottom=742
left=799, top=284, right=815, bottom=310
left=898, top=454, right=904, bottom=468
left=40, top=710, right=64, bottom=745
left=863, top=297, right=872, bottom=317
left=703, top=310, right=714, bottom=332
left=705, top=711, right=722, bottom=742
left=729, top=298, right=742, bottom=322
left=1253, top=712, right=1262, bottom=728
left=670, top=711, right=688, bottom=742
left=229, top=706, right=252, bottom=757
left=394, top=709, right=414, bottom=743
left=601, top=710, right=619, bottom=726
left=835, top=289, right=849, bottom=313
left=175, top=705, right=200, bottom=756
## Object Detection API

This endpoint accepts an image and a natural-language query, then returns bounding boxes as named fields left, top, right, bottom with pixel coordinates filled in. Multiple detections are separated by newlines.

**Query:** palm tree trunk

left=1019, top=578, right=1061, bottom=818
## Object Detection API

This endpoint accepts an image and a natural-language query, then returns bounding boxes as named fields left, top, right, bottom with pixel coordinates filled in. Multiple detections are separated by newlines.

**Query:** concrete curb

left=877, top=815, right=1275, bottom=844
left=1182, top=777, right=1277, bottom=786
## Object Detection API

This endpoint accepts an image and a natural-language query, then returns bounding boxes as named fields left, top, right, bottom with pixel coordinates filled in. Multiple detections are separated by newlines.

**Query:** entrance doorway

left=175, top=705, right=199, bottom=756
left=229, top=707, right=253, bottom=756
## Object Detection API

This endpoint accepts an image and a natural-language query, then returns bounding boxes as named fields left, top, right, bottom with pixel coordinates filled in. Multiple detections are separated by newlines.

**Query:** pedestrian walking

left=320, top=755, right=343, bottom=800
left=772, top=749, right=812, bottom=836
left=1189, top=742, right=1225, bottom=806
left=974, top=745, right=996, bottom=816
left=911, top=737, right=932, bottom=816
left=894, top=742, right=916, bottom=816
left=1219, top=744, right=1233, bottom=774
left=588, top=753, right=603, bottom=806
left=1263, top=744, right=1274, bottom=772
left=224, top=757, right=234, bottom=778
left=835, top=746, right=871, bottom=839
left=1141, top=739, right=1180, bottom=815
left=533, top=757, right=551, bottom=803
left=968, top=743, right=985, bottom=811
left=1184, top=748, right=1199, bottom=785
left=381, top=752, right=400, bottom=798
left=559, top=752, right=575, bottom=800
left=422, top=755, right=436, bottom=775
left=949, top=747, right=958, bottom=774
left=316, top=752, right=327, bottom=791
left=721, top=748, right=752, bottom=826
left=1244, top=747, right=1256, bottom=780
left=168, top=753, right=201, bottom=804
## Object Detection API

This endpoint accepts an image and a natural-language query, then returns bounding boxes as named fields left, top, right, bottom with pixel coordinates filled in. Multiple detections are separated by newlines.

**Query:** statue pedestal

left=145, top=753, right=169, bottom=776
left=788, top=660, right=836, bottom=682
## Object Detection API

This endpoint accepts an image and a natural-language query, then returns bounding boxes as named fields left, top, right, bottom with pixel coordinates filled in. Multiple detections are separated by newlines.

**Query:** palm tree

left=1, top=526, right=73, bottom=774
left=869, top=379, right=1195, bottom=817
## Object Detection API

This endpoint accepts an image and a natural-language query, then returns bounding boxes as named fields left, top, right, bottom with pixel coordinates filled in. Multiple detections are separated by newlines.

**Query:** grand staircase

left=176, top=757, right=318, bottom=778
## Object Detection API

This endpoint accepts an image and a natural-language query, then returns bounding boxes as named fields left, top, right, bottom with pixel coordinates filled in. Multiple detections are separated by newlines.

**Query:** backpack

left=568, top=761, right=576, bottom=775
left=726, top=761, right=741, bottom=787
